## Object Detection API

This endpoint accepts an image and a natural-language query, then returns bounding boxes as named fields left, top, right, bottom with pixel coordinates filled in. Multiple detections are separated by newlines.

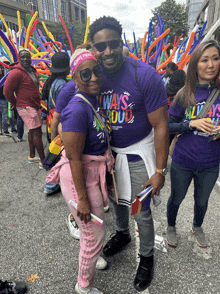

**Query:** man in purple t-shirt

left=90, top=16, right=169, bottom=291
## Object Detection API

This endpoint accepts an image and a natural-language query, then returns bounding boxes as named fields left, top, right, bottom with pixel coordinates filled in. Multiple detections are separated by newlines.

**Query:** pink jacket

left=46, top=149, right=113, bottom=204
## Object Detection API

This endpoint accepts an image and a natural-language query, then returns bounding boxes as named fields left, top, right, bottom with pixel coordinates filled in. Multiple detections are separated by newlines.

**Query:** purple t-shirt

left=169, top=85, right=220, bottom=169
left=99, top=57, right=168, bottom=160
left=60, top=91, right=109, bottom=156
left=55, top=80, right=77, bottom=114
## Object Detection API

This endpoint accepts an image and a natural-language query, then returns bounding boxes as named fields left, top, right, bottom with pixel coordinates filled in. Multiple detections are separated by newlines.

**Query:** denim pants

left=167, top=161, right=219, bottom=227
left=14, top=109, right=24, bottom=139
left=111, top=160, right=154, bottom=257
left=0, top=100, right=16, bottom=132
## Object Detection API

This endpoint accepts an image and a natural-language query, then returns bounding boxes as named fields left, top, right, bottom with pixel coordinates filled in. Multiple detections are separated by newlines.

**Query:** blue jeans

left=0, top=100, right=16, bottom=132
left=14, top=109, right=24, bottom=139
left=167, top=161, right=219, bottom=227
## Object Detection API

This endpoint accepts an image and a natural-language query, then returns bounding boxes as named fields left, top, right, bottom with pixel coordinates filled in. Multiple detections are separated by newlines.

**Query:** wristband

left=156, top=168, right=168, bottom=176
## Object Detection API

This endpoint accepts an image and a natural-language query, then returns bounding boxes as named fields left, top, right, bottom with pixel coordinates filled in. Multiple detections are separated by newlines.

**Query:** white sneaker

left=96, top=256, right=107, bottom=270
left=75, top=283, right=103, bottom=294
left=66, top=213, right=80, bottom=240
left=104, top=205, right=109, bottom=213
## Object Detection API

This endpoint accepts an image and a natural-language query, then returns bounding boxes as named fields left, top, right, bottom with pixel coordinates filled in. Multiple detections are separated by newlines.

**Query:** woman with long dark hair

left=166, top=40, right=220, bottom=248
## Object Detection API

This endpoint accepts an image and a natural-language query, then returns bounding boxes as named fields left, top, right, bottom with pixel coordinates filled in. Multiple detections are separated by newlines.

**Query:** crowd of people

left=1, top=16, right=220, bottom=294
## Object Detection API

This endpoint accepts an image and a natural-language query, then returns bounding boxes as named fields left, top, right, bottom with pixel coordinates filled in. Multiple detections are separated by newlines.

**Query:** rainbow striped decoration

left=131, top=186, right=153, bottom=216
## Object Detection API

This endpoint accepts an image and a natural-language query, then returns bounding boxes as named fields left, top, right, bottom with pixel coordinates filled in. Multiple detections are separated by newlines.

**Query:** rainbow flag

left=131, top=186, right=153, bottom=216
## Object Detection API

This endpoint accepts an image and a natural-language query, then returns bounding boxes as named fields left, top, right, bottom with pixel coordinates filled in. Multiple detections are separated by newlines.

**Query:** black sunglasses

left=93, top=39, right=121, bottom=53
left=80, top=64, right=103, bottom=82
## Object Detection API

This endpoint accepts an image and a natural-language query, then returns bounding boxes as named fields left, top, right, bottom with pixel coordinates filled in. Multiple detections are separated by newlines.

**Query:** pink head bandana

left=71, top=52, right=96, bottom=73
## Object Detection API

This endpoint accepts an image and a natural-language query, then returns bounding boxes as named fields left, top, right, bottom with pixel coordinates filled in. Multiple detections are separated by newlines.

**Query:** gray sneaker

left=166, top=226, right=178, bottom=247
left=192, top=226, right=207, bottom=248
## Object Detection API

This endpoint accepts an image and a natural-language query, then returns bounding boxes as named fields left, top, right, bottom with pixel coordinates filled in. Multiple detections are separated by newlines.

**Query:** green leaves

left=151, top=0, right=189, bottom=48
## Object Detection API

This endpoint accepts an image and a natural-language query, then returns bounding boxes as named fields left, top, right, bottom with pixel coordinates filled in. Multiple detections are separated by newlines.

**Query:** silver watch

left=162, top=168, right=168, bottom=176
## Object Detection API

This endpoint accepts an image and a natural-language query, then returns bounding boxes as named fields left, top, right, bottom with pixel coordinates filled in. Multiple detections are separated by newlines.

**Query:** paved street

left=1, top=125, right=220, bottom=294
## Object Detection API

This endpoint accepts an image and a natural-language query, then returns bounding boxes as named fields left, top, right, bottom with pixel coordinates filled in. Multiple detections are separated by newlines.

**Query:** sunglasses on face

left=93, top=39, right=121, bottom=53
left=80, top=64, right=103, bottom=82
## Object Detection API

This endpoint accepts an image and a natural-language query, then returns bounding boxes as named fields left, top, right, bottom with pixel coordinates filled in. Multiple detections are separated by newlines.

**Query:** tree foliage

left=151, top=0, right=189, bottom=47
left=47, top=21, right=86, bottom=50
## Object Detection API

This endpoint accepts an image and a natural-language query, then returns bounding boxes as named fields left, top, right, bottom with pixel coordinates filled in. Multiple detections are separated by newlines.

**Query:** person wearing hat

left=43, top=52, right=70, bottom=195
left=4, top=49, right=45, bottom=168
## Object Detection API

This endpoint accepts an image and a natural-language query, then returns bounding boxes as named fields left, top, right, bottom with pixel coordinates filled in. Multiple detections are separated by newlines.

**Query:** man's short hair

left=19, top=49, right=31, bottom=57
left=89, top=16, right=122, bottom=42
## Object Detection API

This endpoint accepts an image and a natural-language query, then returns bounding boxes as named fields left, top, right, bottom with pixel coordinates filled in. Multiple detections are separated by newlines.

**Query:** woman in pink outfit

left=46, top=49, right=112, bottom=294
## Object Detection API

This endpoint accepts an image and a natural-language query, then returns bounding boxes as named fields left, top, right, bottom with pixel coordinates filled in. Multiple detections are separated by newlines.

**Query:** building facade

left=194, top=0, right=220, bottom=41
left=0, top=0, right=87, bottom=33
left=186, top=0, right=204, bottom=32
left=40, top=0, right=87, bottom=24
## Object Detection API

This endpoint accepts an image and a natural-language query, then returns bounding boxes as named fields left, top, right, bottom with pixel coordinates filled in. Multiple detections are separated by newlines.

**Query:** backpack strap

left=196, top=88, right=220, bottom=119
left=49, top=78, right=67, bottom=110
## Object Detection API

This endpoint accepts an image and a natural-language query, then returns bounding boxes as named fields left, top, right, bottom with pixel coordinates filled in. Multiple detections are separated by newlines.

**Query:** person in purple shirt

left=51, top=80, right=77, bottom=141
left=167, top=40, right=220, bottom=249
left=57, top=49, right=112, bottom=294
left=53, top=43, right=109, bottom=241
left=90, top=16, right=169, bottom=291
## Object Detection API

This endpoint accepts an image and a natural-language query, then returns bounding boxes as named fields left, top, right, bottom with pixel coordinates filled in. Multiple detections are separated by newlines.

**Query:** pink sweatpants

left=59, top=161, right=106, bottom=288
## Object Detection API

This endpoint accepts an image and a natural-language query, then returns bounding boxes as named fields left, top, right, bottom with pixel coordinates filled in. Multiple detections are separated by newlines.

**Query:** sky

left=87, top=0, right=186, bottom=42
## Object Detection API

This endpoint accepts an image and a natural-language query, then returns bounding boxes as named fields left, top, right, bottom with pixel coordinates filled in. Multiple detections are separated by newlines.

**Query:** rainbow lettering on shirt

left=99, top=91, right=134, bottom=125
left=185, top=102, right=220, bottom=125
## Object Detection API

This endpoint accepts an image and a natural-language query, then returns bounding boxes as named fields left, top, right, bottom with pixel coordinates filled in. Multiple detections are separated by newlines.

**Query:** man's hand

left=77, top=198, right=91, bottom=224
left=142, top=173, right=165, bottom=196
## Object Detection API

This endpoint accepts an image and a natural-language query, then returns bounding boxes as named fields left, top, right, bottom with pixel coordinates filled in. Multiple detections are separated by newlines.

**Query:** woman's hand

left=190, top=118, right=216, bottom=133
left=212, top=125, right=220, bottom=140
left=142, top=173, right=165, bottom=196
left=77, top=198, right=91, bottom=224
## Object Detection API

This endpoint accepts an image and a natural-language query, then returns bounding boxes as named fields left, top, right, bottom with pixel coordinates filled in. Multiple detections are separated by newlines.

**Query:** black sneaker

left=134, top=255, right=154, bottom=291
left=103, top=231, right=131, bottom=256
left=0, top=280, right=27, bottom=294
